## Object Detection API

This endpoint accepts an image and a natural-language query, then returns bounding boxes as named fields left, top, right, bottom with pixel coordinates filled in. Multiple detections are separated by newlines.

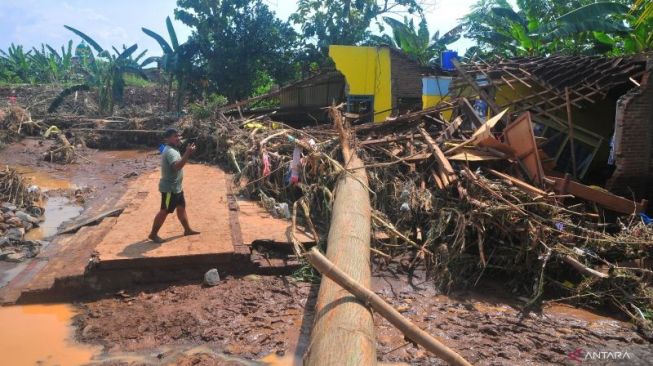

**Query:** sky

left=0, top=0, right=479, bottom=57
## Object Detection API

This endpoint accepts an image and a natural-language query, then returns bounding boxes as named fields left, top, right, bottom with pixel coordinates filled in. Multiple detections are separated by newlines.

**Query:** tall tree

left=290, top=0, right=424, bottom=56
left=175, top=0, right=299, bottom=101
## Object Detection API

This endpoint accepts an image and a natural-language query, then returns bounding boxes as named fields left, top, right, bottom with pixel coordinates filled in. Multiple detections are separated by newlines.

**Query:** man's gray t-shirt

left=159, top=146, right=183, bottom=193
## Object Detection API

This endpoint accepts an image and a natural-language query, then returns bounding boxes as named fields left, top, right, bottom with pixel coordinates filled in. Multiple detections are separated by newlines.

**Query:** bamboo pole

left=305, top=247, right=473, bottom=366
left=304, top=108, right=377, bottom=366
left=565, top=87, right=578, bottom=178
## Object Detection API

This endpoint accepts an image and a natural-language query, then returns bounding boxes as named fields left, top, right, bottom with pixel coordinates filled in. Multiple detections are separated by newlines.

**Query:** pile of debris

left=1, top=107, right=39, bottom=147
left=182, top=96, right=653, bottom=338
left=0, top=167, right=45, bottom=262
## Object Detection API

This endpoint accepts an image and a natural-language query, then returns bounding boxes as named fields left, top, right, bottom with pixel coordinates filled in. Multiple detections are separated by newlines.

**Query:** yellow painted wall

left=329, top=45, right=392, bottom=122
left=423, top=95, right=453, bottom=120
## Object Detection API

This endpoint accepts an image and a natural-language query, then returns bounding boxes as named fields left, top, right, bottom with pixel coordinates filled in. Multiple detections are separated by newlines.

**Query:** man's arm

left=172, top=143, right=196, bottom=171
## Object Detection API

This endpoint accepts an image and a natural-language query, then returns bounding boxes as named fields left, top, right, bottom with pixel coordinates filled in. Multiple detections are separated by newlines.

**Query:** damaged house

left=447, top=54, right=653, bottom=204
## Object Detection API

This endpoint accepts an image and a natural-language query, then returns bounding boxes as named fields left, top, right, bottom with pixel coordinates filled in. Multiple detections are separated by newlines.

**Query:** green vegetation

left=175, top=0, right=299, bottom=101
left=462, top=0, right=653, bottom=57
left=48, top=26, right=149, bottom=114
left=370, top=17, right=463, bottom=66
left=142, top=16, right=196, bottom=112
left=2, top=0, right=652, bottom=116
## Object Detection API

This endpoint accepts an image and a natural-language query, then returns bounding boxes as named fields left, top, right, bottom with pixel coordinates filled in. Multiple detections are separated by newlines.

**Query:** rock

left=27, top=206, right=43, bottom=217
left=15, top=211, right=40, bottom=226
left=22, top=222, right=33, bottom=232
left=5, top=252, right=26, bottom=262
left=0, top=237, right=9, bottom=246
left=0, top=202, right=17, bottom=212
left=5, top=217, right=23, bottom=228
left=0, top=215, right=4, bottom=223
left=6, top=227, right=25, bottom=241
left=204, top=268, right=221, bottom=286
left=123, top=172, right=138, bottom=179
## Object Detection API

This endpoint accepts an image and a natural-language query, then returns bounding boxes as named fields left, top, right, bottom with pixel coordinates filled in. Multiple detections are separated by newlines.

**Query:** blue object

left=640, top=213, right=653, bottom=225
left=474, top=99, right=488, bottom=121
left=422, top=76, right=451, bottom=96
left=158, top=144, right=166, bottom=154
left=441, top=51, right=459, bottom=71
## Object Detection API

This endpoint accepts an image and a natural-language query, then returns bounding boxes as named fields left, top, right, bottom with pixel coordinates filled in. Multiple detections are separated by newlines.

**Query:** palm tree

left=142, top=16, right=195, bottom=112
left=378, top=17, right=463, bottom=66
left=48, top=26, right=148, bottom=114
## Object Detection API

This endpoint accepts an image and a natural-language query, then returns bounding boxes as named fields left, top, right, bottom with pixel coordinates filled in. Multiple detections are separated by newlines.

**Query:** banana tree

left=142, top=16, right=195, bottom=112
left=29, top=41, right=76, bottom=83
left=464, top=2, right=632, bottom=56
left=379, top=16, right=463, bottom=66
left=0, top=44, right=33, bottom=83
left=49, top=26, right=148, bottom=114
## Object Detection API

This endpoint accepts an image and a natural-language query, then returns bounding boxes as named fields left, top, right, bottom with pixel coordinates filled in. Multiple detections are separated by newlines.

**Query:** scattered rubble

left=0, top=167, right=46, bottom=262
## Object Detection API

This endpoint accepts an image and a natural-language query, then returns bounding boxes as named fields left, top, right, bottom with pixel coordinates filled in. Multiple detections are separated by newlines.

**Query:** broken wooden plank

left=448, top=149, right=504, bottom=161
left=418, top=127, right=457, bottom=186
left=436, top=116, right=463, bottom=144
left=565, top=87, right=578, bottom=178
left=452, top=59, right=505, bottom=119
left=502, top=112, right=545, bottom=186
left=444, top=108, right=508, bottom=156
left=487, top=169, right=549, bottom=197
left=547, top=175, right=648, bottom=214
left=57, top=206, right=125, bottom=235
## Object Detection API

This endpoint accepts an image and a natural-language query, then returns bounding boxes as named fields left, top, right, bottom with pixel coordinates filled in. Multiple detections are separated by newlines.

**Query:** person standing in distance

left=149, top=128, right=200, bottom=243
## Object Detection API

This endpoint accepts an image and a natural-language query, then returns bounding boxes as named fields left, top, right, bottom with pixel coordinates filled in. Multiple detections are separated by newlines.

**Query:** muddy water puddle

left=0, top=304, right=101, bottom=366
left=11, top=165, right=77, bottom=191
left=25, top=196, right=83, bottom=241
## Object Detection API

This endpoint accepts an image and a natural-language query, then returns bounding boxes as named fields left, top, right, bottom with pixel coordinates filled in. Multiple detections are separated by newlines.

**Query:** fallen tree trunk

left=305, top=247, right=473, bottom=366
left=305, top=108, right=377, bottom=366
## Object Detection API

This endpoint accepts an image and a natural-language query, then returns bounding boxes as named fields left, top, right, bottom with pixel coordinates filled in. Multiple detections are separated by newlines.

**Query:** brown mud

left=74, top=270, right=652, bottom=366
left=76, top=275, right=315, bottom=365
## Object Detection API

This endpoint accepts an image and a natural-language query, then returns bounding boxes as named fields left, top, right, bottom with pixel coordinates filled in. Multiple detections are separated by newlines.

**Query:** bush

left=189, top=93, right=228, bottom=120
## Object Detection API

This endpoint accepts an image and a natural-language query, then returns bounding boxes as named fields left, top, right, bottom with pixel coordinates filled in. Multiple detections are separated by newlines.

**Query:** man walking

left=149, top=128, right=199, bottom=243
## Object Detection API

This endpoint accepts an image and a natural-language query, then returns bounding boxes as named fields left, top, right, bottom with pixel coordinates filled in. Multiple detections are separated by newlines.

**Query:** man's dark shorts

left=161, top=191, right=185, bottom=213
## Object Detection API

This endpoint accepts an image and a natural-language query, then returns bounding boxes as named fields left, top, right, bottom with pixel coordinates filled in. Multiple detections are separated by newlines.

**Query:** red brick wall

left=607, top=70, right=653, bottom=202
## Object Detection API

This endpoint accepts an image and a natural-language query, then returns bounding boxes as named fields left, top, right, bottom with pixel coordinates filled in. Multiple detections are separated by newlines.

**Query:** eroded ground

left=76, top=275, right=314, bottom=365
left=3, top=140, right=651, bottom=365
left=74, top=270, right=651, bottom=366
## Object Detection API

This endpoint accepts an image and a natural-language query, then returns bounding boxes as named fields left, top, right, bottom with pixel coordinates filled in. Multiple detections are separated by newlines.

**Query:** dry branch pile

left=182, top=100, right=653, bottom=338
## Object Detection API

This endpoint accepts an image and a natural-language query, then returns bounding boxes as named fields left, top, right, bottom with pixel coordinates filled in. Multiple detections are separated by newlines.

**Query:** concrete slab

left=95, top=164, right=235, bottom=264
left=237, top=200, right=314, bottom=245
left=2, top=163, right=318, bottom=303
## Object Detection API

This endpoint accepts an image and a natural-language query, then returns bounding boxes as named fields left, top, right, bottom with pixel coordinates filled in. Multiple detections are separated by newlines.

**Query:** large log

left=305, top=109, right=377, bottom=365
left=305, top=247, right=473, bottom=366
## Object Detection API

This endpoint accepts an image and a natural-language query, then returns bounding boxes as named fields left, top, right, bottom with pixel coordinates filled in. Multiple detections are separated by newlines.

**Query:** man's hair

left=164, top=128, right=179, bottom=138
